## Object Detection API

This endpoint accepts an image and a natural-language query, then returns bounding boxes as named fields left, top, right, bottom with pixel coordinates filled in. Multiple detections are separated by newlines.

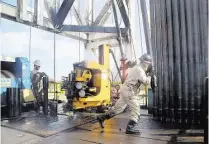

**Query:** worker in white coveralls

left=31, top=60, right=47, bottom=113
left=97, top=53, right=153, bottom=135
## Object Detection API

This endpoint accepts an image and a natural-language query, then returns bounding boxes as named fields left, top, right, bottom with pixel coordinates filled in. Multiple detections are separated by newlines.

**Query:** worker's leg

left=109, top=93, right=127, bottom=114
left=96, top=87, right=128, bottom=126
left=32, top=85, right=43, bottom=113
left=125, top=89, right=141, bottom=134
left=33, top=90, right=41, bottom=112
left=127, top=92, right=140, bottom=122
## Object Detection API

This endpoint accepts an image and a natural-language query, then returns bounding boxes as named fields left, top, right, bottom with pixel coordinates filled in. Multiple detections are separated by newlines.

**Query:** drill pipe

left=150, top=0, right=157, bottom=118
left=155, top=0, right=162, bottom=121
left=199, top=0, right=208, bottom=121
left=192, top=0, right=201, bottom=124
left=161, top=0, right=169, bottom=122
left=179, top=0, right=189, bottom=124
left=185, top=0, right=195, bottom=124
left=172, top=0, right=182, bottom=124
left=165, top=0, right=175, bottom=123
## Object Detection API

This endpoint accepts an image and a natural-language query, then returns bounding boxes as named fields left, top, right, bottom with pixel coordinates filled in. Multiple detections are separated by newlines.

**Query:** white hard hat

left=139, top=53, right=152, bottom=64
left=33, top=60, right=41, bottom=67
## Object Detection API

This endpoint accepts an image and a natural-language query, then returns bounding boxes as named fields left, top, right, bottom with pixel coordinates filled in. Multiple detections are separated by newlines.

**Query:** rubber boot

left=96, top=111, right=115, bottom=128
left=125, top=120, right=140, bottom=135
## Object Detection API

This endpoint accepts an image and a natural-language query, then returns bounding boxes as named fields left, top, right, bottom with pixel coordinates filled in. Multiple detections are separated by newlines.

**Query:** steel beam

left=115, top=0, right=130, bottom=28
left=44, top=0, right=57, bottom=27
left=1, top=2, right=87, bottom=41
left=61, top=25, right=128, bottom=33
left=86, top=35, right=127, bottom=49
left=92, top=0, right=112, bottom=26
left=89, top=0, right=112, bottom=40
left=90, top=35, right=119, bottom=41
left=17, top=0, right=28, bottom=21
left=72, top=6, right=85, bottom=25
left=2, top=2, right=53, bottom=28
left=56, top=0, right=75, bottom=26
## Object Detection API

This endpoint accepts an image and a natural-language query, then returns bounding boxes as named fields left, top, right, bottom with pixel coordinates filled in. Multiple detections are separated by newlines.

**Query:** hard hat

left=139, top=53, right=152, bottom=64
left=33, top=60, right=41, bottom=67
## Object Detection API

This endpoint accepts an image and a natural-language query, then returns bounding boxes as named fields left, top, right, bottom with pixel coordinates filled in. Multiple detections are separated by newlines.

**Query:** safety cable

left=137, top=0, right=144, bottom=54
left=128, top=28, right=137, bottom=60
left=79, top=33, right=81, bottom=62
left=29, top=26, right=32, bottom=62
left=78, top=0, right=81, bottom=62
left=28, top=0, right=33, bottom=62
left=78, top=2, right=81, bottom=62
left=53, top=0, right=58, bottom=112
left=85, top=0, right=94, bottom=25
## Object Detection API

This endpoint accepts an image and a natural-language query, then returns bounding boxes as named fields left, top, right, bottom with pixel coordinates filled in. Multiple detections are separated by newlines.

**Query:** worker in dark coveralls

left=97, top=53, right=154, bottom=135
left=30, top=60, right=46, bottom=113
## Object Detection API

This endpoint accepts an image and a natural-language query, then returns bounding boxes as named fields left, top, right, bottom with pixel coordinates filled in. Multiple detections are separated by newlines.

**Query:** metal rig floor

left=1, top=109, right=204, bottom=144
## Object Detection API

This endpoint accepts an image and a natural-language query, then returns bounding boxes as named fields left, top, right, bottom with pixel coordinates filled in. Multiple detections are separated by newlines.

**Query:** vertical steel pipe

left=172, top=0, right=182, bottom=123
left=149, top=0, right=207, bottom=125
left=161, top=0, right=169, bottom=122
left=150, top=0, right=157, bottom=119
left=155, top=0, right=162, bottom=121
left=199, top=0, right=208, bottom=121
left=165, top=0, right=175, bottom=123
left=192, top=0, right=201, bottom=124
left=201, top=0, right=208, bottom=77
left=6, top=88, right=21, bottom=117
left=185, top=0, right=195, bottom=124
left=179, top=0, right=189, bottom=124
left=159, top=0, right=164, bottom=121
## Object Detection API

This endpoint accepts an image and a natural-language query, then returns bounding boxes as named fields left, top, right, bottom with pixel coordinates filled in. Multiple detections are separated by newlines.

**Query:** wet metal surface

left=1, top=109, right=204, bottom=144
left=1, top=127, right=43, bottom=144
left=1, top=111, right=98, bottom=137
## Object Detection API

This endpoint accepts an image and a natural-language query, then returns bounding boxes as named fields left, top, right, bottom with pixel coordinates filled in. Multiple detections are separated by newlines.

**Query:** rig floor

left=1, top=109, right=204, bottom=144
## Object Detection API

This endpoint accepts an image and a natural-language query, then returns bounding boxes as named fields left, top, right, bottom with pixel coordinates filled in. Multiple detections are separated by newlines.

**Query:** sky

left=1, top=0, right=148, bottom=81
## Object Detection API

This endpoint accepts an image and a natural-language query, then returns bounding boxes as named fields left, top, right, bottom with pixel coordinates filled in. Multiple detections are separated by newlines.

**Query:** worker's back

left=123, top=63, right=150, bottom=93
left=124, top=64, right=144, bottom=86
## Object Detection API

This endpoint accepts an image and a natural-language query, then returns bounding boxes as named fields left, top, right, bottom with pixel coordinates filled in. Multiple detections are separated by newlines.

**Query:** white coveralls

left=110, top=63, right=150, bottom=123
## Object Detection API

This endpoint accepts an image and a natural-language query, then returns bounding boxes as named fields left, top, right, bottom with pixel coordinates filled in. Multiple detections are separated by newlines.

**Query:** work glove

left=40, top=72, right=47, bottom=77
left=146, top=64, right=153, bottom=76
left=151, top=75, right=157, bottom=92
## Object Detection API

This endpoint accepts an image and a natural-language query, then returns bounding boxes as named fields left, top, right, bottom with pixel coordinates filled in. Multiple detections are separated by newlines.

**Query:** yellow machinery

left=48, top=81, right=67, bottom=102
left=61, top=44, right=111, bottom=111
left=22, top=81, right=66, bottom=103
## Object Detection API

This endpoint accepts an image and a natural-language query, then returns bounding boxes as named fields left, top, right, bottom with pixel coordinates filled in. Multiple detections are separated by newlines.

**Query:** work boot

left=125, top=120, right=140, bottom=135
left=96, top=111, right=115, bottom=128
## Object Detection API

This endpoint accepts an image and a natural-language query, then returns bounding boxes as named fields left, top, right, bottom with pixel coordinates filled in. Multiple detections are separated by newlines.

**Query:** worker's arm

left=146, top=65, right=157, bottom=92
left=137, top=67, right=151, bottom=85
